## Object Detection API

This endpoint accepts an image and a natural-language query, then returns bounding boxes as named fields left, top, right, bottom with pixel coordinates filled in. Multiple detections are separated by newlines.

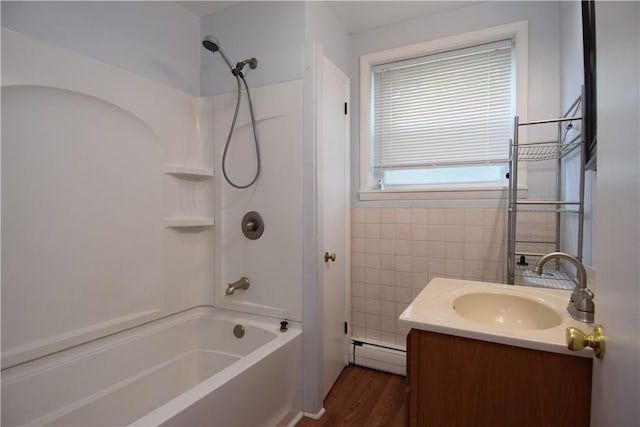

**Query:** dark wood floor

left=296, top=365, right=408, bottom=427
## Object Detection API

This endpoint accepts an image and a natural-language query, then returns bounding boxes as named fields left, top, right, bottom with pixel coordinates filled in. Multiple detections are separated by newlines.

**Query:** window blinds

left=372, top=40, right=513, bottom=171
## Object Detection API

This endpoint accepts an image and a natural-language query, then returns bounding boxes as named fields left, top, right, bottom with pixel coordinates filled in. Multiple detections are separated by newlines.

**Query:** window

left=360, top=22, right=528, bottom=200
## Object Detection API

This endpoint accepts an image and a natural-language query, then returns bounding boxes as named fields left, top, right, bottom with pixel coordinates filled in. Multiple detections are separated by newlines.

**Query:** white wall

left=591, top=2, right=640, bottom=424
left=305, top=1, right=350, bottom=75
left=200, top=1, right=306, bottom=96
left=1, top=29, right=212, bottom=367
left=350, top=1, right=561, bottom=206
left=1, top=1, right=201, bottom=95
left=212, top=80, right=304, bottom=322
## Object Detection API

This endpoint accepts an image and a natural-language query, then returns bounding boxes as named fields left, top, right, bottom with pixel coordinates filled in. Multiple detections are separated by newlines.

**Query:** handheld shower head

left=201, top=35, right=220, bottom=53
left=202, top=35, right=234, bottom=71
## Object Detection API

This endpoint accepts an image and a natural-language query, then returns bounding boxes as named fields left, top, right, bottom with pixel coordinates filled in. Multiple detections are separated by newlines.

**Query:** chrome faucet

left=533, top=252, right=594, bottom=323
left=226, top=277, right=250, bottom=296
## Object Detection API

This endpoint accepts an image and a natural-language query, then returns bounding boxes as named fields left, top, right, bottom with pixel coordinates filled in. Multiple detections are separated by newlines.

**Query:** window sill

left=359, top=186, right=528, bottom=201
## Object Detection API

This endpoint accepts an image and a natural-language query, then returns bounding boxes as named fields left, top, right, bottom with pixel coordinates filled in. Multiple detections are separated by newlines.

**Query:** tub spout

left=533, top=252, right=594, bottom=323
left=226, top=277, right=250, bottom=296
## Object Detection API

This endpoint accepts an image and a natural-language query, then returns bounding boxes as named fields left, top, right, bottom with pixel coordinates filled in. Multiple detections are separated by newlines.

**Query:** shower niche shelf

left=165, top=217, right=215, bottom=228
left=164, top=165, right=213, bottom=179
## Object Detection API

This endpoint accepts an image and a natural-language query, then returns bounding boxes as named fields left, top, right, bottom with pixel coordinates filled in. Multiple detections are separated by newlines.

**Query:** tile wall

left=350, top=207, right=505, bottom=347
left=351, top=207, right=558, bottom=348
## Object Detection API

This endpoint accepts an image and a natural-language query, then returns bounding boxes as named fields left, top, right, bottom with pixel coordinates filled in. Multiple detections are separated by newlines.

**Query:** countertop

left=399, top=277, right=593, bottom=358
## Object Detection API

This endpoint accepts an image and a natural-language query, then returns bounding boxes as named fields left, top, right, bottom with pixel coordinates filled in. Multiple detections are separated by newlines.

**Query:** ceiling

left=177, top=1, right=479, bottom=35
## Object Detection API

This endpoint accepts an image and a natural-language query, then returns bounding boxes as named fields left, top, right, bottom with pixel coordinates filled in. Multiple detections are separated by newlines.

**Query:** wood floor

left=296, top=365, right=408, bottom=427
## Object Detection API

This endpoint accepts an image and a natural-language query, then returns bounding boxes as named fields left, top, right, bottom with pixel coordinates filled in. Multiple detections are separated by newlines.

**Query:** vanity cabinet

left=407, top=329, right=592, bottom=427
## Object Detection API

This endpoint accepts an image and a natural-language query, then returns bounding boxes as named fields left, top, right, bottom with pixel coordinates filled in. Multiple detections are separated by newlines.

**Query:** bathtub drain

left=233, top=324, right=245, bottom=338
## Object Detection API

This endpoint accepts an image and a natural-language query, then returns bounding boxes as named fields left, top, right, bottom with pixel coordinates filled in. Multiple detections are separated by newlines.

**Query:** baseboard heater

left=350, top=339, right=407, bottom=376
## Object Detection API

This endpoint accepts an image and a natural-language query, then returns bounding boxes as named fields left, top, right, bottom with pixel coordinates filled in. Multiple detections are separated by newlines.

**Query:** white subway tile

left=352, top=312, right=366, bottom=327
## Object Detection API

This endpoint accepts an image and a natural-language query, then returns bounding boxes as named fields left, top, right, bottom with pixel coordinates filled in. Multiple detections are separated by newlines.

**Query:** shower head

left=202, top=35, right=234, bottom=72
left=201, top=35, right=220, bottom=53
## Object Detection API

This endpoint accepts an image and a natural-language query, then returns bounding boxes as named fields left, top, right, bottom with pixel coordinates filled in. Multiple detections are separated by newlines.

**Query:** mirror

left=582, top=0, right=597, bottom=170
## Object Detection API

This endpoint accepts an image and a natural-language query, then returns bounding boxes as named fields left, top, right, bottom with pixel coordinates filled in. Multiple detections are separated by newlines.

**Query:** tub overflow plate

left=233, top=324, right=245, bottom=338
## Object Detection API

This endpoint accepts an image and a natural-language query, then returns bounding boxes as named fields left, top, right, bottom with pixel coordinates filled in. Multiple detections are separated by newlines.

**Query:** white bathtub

left=1, top=307, right=302, bottom=426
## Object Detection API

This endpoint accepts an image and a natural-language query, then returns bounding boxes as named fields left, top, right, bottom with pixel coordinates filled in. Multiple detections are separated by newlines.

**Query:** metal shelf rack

left=507, top=93, right=586, bottom=286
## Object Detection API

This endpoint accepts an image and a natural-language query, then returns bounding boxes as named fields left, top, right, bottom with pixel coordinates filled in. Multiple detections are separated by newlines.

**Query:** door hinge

left=344, top=102, right=348, bottom=115
left=344, top=321, right=348, bottom=334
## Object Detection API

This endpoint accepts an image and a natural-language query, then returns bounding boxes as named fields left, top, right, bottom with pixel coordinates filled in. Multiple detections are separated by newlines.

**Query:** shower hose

left=221, top=75, right=261, bottom=189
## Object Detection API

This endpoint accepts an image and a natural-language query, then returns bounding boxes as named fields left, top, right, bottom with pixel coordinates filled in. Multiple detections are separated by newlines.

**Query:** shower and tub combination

left=2, top=28, right=304, bottom=426
left=3, top=310, right=301, bottom=426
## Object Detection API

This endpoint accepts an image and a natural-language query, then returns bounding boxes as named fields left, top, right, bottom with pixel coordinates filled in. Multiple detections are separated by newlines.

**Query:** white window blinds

left=372, top=40, right=513, bottom=171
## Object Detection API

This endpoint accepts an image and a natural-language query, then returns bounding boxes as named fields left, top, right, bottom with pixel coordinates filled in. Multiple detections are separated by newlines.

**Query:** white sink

left=453, top=292, right=562, bottom=330
left=398, top=278, right=592, bottom=357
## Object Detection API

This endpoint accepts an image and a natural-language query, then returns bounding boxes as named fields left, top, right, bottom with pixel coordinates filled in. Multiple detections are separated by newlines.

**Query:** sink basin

left=453, top=292, right=562, bottom=330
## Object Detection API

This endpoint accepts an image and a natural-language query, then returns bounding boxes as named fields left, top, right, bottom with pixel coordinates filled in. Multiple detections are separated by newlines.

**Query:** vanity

left=400, top=278, right=593, bottom=427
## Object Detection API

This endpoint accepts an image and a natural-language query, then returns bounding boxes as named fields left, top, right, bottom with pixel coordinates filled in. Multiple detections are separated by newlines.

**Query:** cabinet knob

left=566, top=324, right=605, bottom=359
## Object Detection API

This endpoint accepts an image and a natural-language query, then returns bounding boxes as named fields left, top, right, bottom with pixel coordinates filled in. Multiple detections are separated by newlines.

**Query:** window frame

left=359, top=21, right=529, bottom=201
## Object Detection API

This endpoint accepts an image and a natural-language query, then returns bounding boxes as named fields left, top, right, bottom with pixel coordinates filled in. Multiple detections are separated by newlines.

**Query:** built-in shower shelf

left=164, top=165, right=213, bottom=179
left=165, top=217, right=215, bottom=228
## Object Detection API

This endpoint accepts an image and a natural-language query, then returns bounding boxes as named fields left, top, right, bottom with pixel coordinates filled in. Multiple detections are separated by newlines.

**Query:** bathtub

left=1, top=307, right=302, bottom=426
